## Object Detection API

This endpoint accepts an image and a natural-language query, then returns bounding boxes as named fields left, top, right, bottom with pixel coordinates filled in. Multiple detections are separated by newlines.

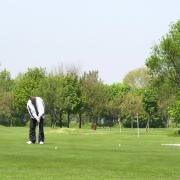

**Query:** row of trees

left=0, top=67, right=160, bottom=128
left=0, top=20, right=179, bottom=128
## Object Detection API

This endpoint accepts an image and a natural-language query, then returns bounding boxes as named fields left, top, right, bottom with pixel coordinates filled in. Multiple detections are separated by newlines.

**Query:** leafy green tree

left=13, top=68, right=46, bottom=117
left=0, top=88, right=14, bottom=126
left=0, top=69, right=14, bottom=126
left=39, top=74, right=64, bottom=127
left=168, top=100, right=180, bottom=127
left=121, top=90, right=144, bottom=128
left=0, top=69, right=14, bottom=91
left=106, top=83, right=131, bottom=126
left=123, top=67, right=150, bottom=88
left=63, top=73, right=82, bottom=128
left=142, top=88, right=158, bottom=131
left=157, top=84, right=175, bottom=128
left=81, top=71, right=109, bottom=126
left=146, top=20, right=180, bottom=90
left=92, top=83, right=110, bottom=125
left=76, top=77, right=87, bottom=128
left=146, top=20, right=180, bottom=128
left=109, top=83, right=130, bottom=98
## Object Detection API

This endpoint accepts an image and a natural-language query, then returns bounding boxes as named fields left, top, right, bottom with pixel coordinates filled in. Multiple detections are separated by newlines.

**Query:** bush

left=173, top=129, right=180, bottom=136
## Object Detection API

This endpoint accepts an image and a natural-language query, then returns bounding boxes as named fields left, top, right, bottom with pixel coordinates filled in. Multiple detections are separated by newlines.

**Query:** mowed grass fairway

left=1, top=126, right=180, bottom=180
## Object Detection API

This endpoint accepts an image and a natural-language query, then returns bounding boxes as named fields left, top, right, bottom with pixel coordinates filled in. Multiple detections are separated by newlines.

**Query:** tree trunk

left=51, top=113, right=54, bottom=128
left=59, top=113, right=63, bottom=128
left=79, top=111, right=82, bottom=128
left=165, top=113, right=169, bottom=128
left=146, top=117, right=150, bottom=132
left=131, top=117, right=133, bottom=128
left=67, top=113, right=70, bottom=128
left=10, top=119, right=13, bottom=127
left=118, top=116, right=121, bottom=133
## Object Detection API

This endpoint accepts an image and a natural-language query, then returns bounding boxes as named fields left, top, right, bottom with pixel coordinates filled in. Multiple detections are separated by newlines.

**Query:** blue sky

left=0, top=0, right=179, bottom=84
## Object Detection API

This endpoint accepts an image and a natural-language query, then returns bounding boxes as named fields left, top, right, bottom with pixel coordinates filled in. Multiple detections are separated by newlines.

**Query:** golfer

left=26, top=96, right=45, bottom=144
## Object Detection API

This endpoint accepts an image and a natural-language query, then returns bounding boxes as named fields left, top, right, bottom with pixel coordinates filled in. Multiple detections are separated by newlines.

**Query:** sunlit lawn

left=1, top=126, right=180, bottom=179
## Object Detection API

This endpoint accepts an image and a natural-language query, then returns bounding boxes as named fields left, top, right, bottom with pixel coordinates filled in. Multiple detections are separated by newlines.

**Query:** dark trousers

left=29, top=117, right=44, bottom=143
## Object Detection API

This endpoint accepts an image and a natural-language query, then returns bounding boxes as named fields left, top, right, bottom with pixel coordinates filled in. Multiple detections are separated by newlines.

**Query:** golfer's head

left=30, top=96, right=36, bottom=103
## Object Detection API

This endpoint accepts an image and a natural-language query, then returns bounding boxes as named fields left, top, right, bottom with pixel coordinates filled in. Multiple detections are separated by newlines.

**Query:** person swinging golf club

left=26, top=96, right=45, bottom=144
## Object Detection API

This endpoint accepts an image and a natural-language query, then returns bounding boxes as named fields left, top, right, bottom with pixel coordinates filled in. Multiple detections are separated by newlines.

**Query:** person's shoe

left=26, top=141, right=34, bottom=144
left=39, top=141, right=44, bottom=145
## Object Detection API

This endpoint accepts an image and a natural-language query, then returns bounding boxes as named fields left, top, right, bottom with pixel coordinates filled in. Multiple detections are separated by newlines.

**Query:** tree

left=0, top=69, right=14, bottom=126
left=142, top=88, right=158, bottom=131
left=168, top=100, right=180, bottom=127
left=13, top=68, right=46, bottom=117
left=39, top=74, right=64, bottom=127
left=107, top=83, right=131, bottom=126
left=146, top=20, right=180, bottom=90
left=81, top=71, right=109, bottom=126
left=121, top=89, right=144, bottom=128
left=156, top=82, right=175, bottom=128
left=123, top=67, right=150, bottom=88
left=146, top=20, right=180, bottom=129
left=0, top=69, right=14, bottom=91
left=109, top=83, right=131, bottom=98
left=76, top=77, right=87, bottom=128
left=63, top=73, right=82, bottom=128
left=0, top=88, right=14, bottom=126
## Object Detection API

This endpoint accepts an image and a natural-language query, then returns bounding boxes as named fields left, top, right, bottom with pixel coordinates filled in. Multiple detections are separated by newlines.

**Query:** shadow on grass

left=168, top=129, right=180, bottom=137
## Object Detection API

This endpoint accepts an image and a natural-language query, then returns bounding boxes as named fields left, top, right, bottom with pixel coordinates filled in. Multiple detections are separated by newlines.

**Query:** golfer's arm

left=27, top=104, right=38, bottom=120
left=37, top=99, right=45, bottom=118
left=38, top=104, right=45, bottom=118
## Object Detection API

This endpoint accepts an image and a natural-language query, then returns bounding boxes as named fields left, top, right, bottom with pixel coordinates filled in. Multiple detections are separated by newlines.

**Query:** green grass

left=1, top=127, right=180, bottom=179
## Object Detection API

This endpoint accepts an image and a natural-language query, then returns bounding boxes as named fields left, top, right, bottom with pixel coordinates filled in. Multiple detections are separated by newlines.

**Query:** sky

left=0, top=0, right=179, bottom=84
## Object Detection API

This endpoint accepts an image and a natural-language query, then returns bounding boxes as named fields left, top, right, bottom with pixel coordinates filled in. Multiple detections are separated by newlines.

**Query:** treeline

left=0, top=20, right=179, bottom=128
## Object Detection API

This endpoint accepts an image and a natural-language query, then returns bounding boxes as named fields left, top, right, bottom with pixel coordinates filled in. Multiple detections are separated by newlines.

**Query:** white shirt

left=27, top=97, right=45, bottom=119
